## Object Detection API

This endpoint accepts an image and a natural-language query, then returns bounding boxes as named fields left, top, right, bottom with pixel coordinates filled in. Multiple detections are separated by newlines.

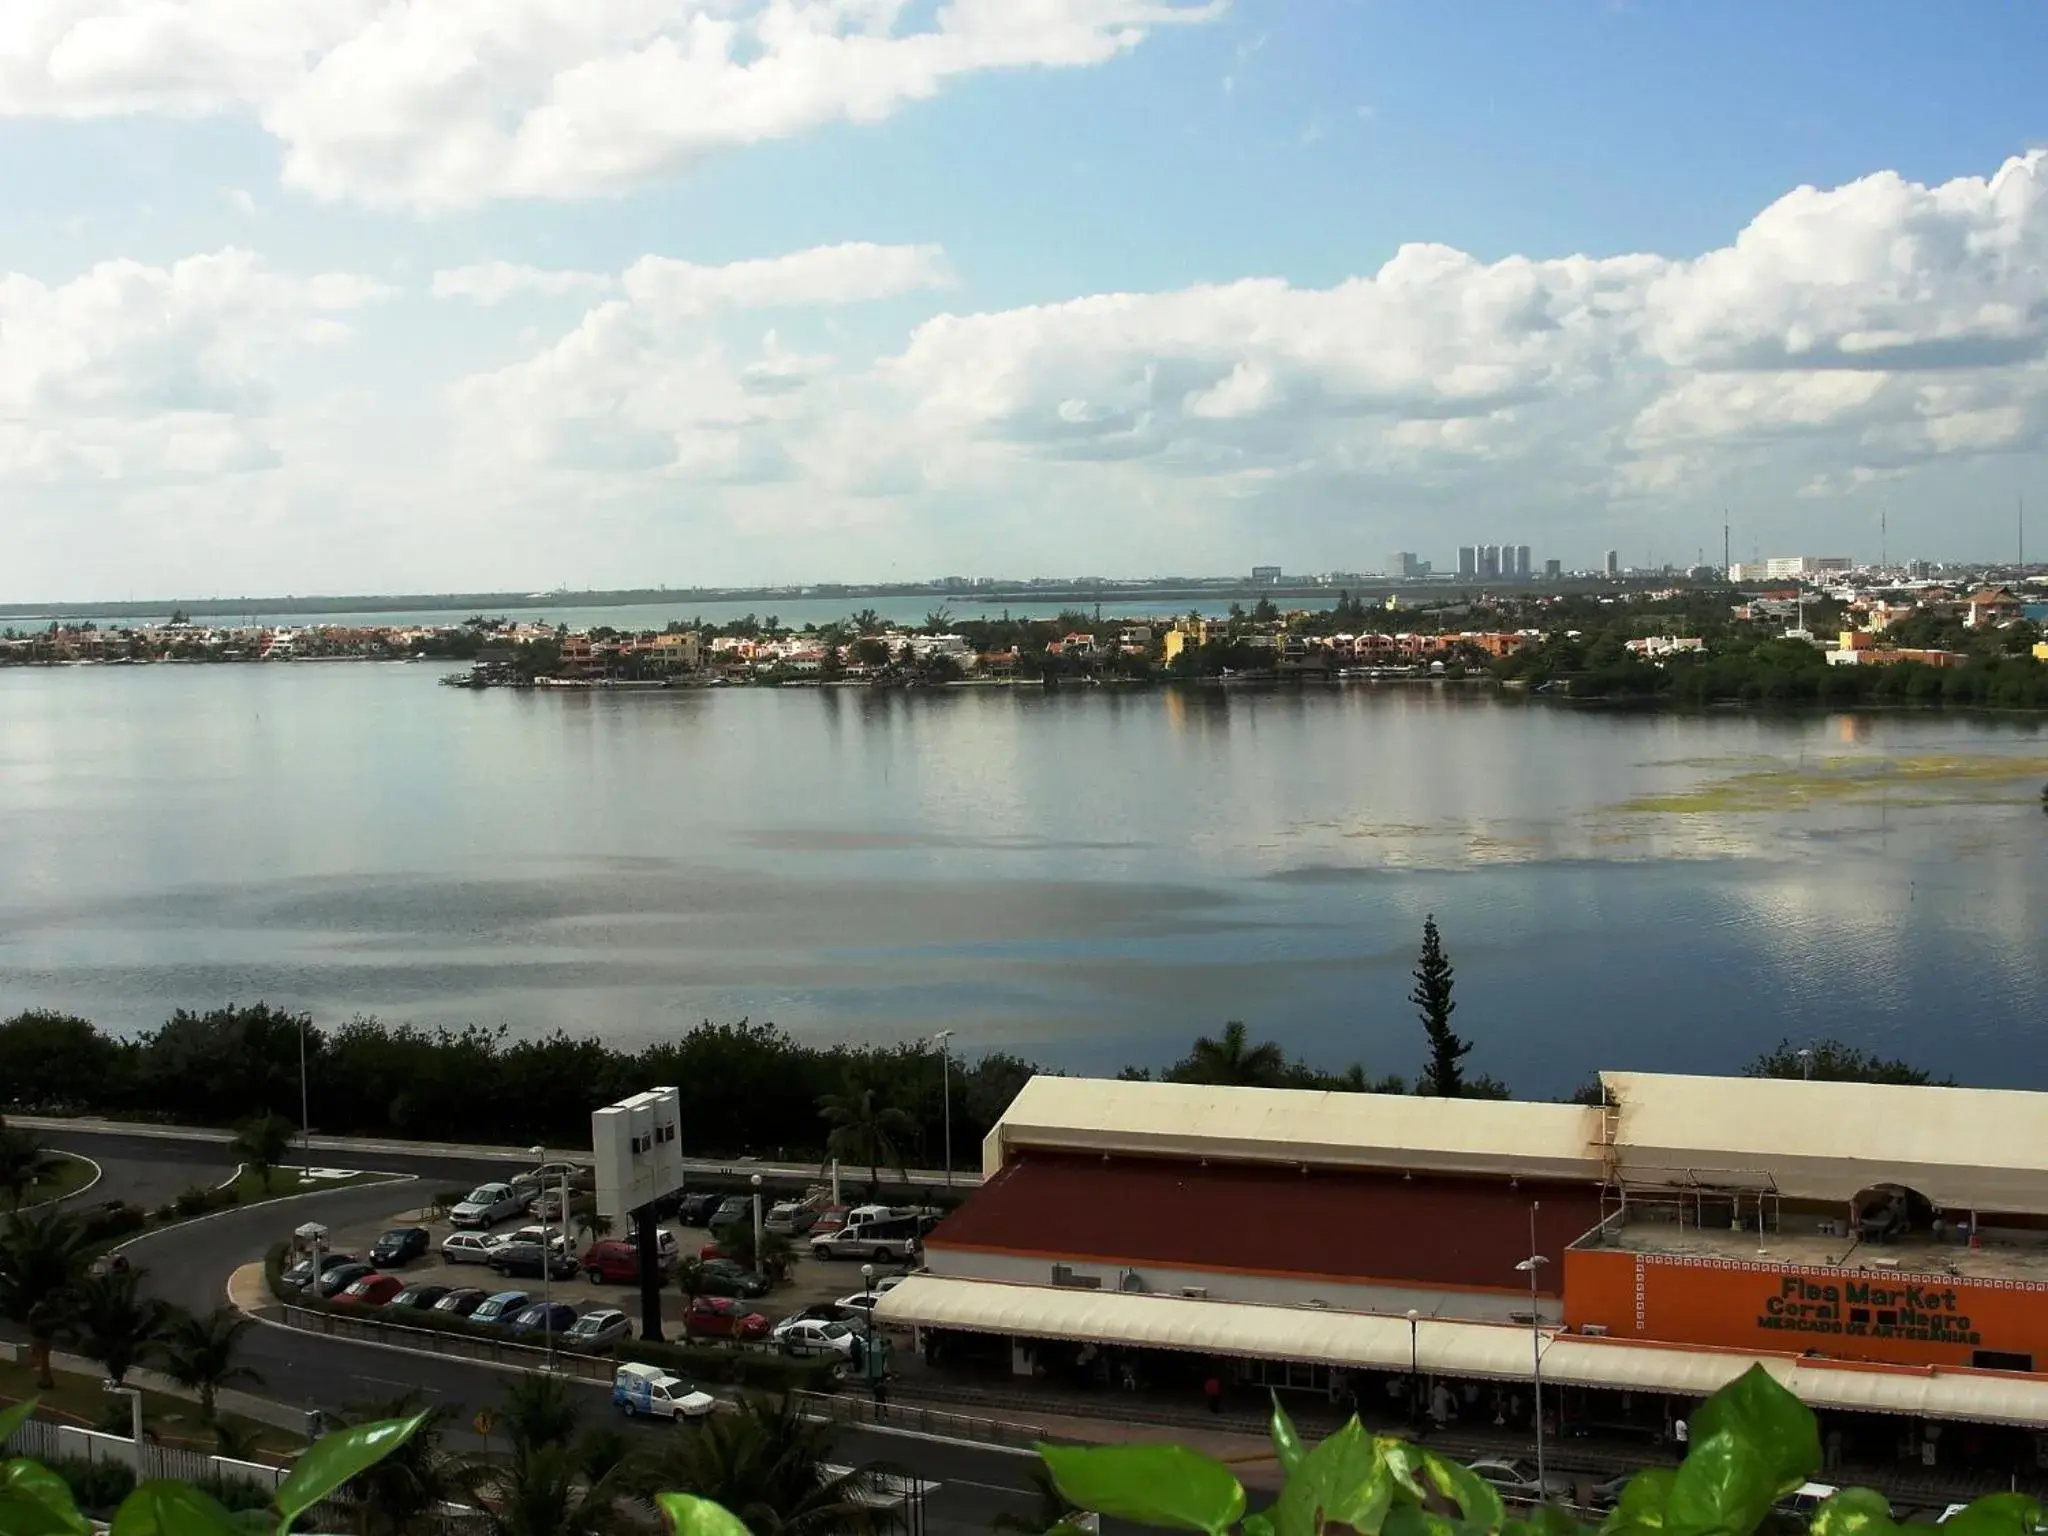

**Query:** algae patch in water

left=1618, top=754, right=2048, bottom=815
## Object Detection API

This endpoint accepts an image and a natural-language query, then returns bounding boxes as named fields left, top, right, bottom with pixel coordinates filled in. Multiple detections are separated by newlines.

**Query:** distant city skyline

left=4, top=4, right=2048, bottom=600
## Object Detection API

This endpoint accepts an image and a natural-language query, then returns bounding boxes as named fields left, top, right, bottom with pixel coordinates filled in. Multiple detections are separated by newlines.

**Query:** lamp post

left=1797, top=1047, right=1815, bottom=1081
left=1405, top=1309, right=1420, bottom=1428
left=529, top=1144, right=555, bottom=1373
left=105, top=1382, right=144, bottom=1468
left=1515, top=1201, right=1550, bottom=1495
left=933, top=1030, right=955, bottom=1188
left=751, top=1173, right=765, bottom=1279
left=298, top=1013, right=312, bottom=1177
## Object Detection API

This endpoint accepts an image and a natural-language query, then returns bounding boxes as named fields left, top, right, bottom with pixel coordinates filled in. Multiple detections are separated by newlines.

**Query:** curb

left=109, top=1172, right=417, bottom=1261
left=17, top=1151, right=102, bottom=1215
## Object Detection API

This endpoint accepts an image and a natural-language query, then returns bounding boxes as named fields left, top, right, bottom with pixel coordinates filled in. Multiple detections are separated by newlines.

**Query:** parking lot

left=298, top=1192, right=918, bottom=1346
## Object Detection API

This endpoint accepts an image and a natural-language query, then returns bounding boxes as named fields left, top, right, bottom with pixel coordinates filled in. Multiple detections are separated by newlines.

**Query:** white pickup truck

left=612, top=1363, right=715, bottom=1421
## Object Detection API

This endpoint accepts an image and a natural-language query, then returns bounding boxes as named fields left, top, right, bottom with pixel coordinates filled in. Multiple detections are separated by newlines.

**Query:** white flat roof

left=1602, top=1071, right=2048, bottom=1212
left=877, top=1275, right=2048, bottom=1427
left=989, top=1077, right=1604, bottom=1182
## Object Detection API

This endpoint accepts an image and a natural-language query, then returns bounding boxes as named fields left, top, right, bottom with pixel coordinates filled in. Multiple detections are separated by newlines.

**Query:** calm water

left=1, top=664, right=2044, bottom=1096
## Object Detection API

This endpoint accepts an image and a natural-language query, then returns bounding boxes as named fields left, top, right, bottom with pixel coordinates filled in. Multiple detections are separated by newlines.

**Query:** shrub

left=617, top=1336, right=836, bottom=1394
left=41, top=1454, right=136, bottom=1514
left=75, top=1200, right=147, bottom=1245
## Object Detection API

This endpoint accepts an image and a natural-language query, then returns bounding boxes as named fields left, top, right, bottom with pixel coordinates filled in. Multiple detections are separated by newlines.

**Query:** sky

left=4, top=1, right=2048, bottom=601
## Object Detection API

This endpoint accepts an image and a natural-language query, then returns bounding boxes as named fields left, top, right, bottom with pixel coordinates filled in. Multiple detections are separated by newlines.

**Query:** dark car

left=675, top=1193, right=724, bottom=1227
left=697, top=1258, right=769, bottom=1298
left=506, top=1301, right=579, bottom=1340
left=369, top=1227, right=431, bottom=1267
left=386, top=1284, right=451, bottom=1311
left=706, top=1196, right=752, bottom=1232
left=314, top=1262, right=375, bottom=1298
left=281, top=1252, right=360, bottom=1289
left=685, top=1295, right=770, bottom=1341
left=432, top=1287, right=490, bottom=1319
left=488, top=1241, right=578, bottom=1282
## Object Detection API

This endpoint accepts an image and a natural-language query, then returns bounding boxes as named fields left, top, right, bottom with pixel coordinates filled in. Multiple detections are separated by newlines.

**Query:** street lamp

left=298, top=1014, right=312, bottom=1177
left=1405, top=1309, right=1420, bottom=1428
left=104, top=1382, right=143, bottom=1460
left=1514, top=1200, right=1550, bottom=1495
left=750, top=1173, right=764, bottom=1279
left=528, top=1145, right=555, bottom=1374
left=1796, top=1047, right=1815, bottom=1081
left=933, top=1030, right=955, bottom=1188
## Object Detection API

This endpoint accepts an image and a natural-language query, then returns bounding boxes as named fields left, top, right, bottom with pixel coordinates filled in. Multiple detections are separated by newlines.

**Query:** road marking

left=352, top=1376, right=441, bottom=1395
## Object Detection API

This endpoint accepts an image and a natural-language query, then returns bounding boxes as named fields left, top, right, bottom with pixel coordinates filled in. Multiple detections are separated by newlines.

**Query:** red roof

left=929, top=1151, right=1600, bottom=1296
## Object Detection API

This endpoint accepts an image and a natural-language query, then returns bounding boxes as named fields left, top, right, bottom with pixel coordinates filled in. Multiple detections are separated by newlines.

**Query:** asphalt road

left=32, top=1128, right=1044, bottom=1533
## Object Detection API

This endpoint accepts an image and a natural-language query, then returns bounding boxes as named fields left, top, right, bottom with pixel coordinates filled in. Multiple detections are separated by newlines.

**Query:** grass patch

left=22, top=1150, right=97, bottom=1207
left=227, top=1167, right=378, bottom=1204
left=0, top=1357, right=305, bottom=1459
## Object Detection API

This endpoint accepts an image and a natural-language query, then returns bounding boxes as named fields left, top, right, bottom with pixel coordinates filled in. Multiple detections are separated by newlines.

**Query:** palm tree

left=231, top=1112, right=298, bottom=1193
left=68, top=1265, right=171, bottom=1386
left=818, top=1085, right=914, bottom=1192
left=719, top=1223, right=794, bottom=1282
left=0, top=1120, right=66, bottom=1211
left=497, top=1370, right=581, bottom=1457
left=338, top=1392, right=464, bottom=1536
left=641, top=1392, right=899, bottom=1536
left=161, top=1307, right=264, bottom=1422
left=211, top=1419, right=264, bottom=1462
left=0, top=1205, right=92, bottom=1387
left=466, top=1441, right=626, bottom=1536
left=674, top=1257, right=707, bottom=1312
left=1168, top=1021, right=1288, bottom=1088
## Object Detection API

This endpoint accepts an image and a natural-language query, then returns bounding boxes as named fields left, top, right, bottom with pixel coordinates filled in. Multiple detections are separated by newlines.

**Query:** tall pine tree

left=1411, top=913, right=1471, bottom=1096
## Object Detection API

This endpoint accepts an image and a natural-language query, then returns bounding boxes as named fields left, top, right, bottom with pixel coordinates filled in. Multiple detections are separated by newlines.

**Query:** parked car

left=765, top=1197, right=823, bottom=1235
left=781, top=1301, right=870, bottom=1330
left=280, top=1252, right=360, bottom=1289
left=612, top=1362, right=714, bottom=1421
left=514, top=1161, right=594, bottom=1194
left=449, top=1182, right=530, bottom=1229
left=837, top=1275, right=908, bottom=1314
left=697, top=1259, right=769, bottom=1299
left=469, top=1290, right=533, bottom=1328
left=385, top=1284, right=451, bottom=1311
left=565, top=1308, right=633, bottom=1352
left=675, top=1193, right=724, bottom=1227
left=440, top=1231, right=508, bottom=1265
left=685, top=1295, right=771, bottom=1341
left=632, top=1224, right=681, bottom=1260
left=488, top=1242, right=578, bottom=1282
left=810, top=1215, right=921, bottom=1262
left=808, top=1206, right=850, bottom=1238
left=582, top=1240, right=665, bottom=1285
left=1778, top=1485, right=1848, bottom=1521
left=504, top=1225, right=571, bottom=1252
left=314, top=1263, right=375, bottom=1298
left=506, top=1301, right=579, bottom=1340
left=1588, top=1474, right=1632, bottom=1513
left=771, top=1317, right=860, bottom=1359
left=336, top=1274, right=406, bottom=1307
left=706, top=1196, right=752, bottom=1232
left=432, top=1287, right=490, bottom=1318
left=369, top=1227, right=431, bottom=1267
left=1467, top=1459, right=1575, bottom=1505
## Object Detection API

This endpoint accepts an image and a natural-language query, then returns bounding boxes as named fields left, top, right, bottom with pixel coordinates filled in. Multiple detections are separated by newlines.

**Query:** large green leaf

left=1418, top=1451, right=1505, bottom=1531
left=1508, top=1506, right=1588, bottom=1536
left=1809, top=1488, right=1899, bottom=1536
left=0, top=1405, right=33, bottom=1449
left=1274, top=1419, right=1391, bottom=1536
left=1687, top=1366, right=1820, bottom=1496
left=656, top=1493, right=752, bottom=1536
left=272, top=1412, right=428, bottom=1532
left=1269, top=1395, right=1308, bottom=1478
left=1038, top=1443, right=1247, bottom=1536
left=107, top=1481, right=244, bottom=1536
left=0, top=1463, right=86, bottom=1536
left=1662, top=1429, right=1780, bottom=1536
left=1598, top=1469, right=1674, bottom=1536
left=1938, top=1493, right=2045, bottom=1536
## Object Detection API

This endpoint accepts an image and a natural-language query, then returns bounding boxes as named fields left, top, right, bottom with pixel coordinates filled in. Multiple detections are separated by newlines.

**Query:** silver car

left=565, top=1308, right=633, bottom=1352
left=449, top=1182, right=530, bottom=1229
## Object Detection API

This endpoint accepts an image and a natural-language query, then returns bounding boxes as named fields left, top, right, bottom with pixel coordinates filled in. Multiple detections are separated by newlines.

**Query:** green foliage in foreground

left=1, top=1365, right=2037, bottom=1536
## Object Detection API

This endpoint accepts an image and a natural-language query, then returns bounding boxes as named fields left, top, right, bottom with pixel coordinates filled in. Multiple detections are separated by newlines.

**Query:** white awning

left=878, top=1275, right=2048, bottom=1428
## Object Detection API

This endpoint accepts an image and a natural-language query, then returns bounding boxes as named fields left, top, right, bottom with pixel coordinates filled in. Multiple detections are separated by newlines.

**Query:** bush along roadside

left=263, top=1243, right=839, bottom=1395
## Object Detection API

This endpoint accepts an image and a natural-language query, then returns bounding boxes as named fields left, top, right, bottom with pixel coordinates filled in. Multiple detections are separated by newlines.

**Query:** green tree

left=68, top=1265, right=171, bottom=1386
left=0, top=1119, right=65, bottom=1211
left=1412, top=913, right=1471, bottom=1097
left=638, top=1393, right=897, bottom=1536
left=0, top=1011, right=130, bottom=1110
left=0, top=1205, right=93, bottom=1387
left=498, top=1370, right=582, bottom=1457
left=231, top=1112, right=299, bottom=1193
left=337, top=1392, right=463, bottom=1536
left=673, top=1256, right=708, bottom=1312
left=161, top=1307, right=264, bottom=1422
left=1746, top=1037, right=1941, bottom=1085
left=1166, top=1022, right=1286, bottom=1088
left=818, top=1085, right=914, bottom=1192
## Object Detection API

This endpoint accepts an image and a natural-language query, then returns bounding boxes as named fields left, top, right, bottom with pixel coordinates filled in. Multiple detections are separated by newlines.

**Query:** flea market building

left=874, top=1073, right=2048, bottom=1466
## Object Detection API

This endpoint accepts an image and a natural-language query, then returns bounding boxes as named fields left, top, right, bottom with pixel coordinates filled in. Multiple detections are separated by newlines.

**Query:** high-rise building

left=1544, top=558, right=1561, bottom=579
left=1386, top=551, right=1422, bottom=579
left=1762, top=556, right=1852, bottom=579
left=1480, top=545, right=1502, bottom=579
left=1457, top=546, right=1477, bottom=579
left=1604, top=549, right=1620, bottom=577
left=1514, top=545, right=1532, bottom=580
left=1251, top=565, right=1283, bottom=583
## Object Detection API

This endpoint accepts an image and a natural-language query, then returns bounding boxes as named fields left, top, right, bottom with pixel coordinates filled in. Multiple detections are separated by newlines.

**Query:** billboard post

left=593, top=1087, right=684, bottom=1342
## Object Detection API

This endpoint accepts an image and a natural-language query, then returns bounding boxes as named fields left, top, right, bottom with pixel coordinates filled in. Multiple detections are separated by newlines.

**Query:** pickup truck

left=809, top=1214, right=922, bottom=1263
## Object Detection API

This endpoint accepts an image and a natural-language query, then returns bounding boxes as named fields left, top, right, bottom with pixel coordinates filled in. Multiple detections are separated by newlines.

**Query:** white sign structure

left=593, top=1087, right=684, bottom=1217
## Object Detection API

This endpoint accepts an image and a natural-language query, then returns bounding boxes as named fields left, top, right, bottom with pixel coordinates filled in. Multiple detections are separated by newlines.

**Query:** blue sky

left=3, top=0, right=2046, bottom=599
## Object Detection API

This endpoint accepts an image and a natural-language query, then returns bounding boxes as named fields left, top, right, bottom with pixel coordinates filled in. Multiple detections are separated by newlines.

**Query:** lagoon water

left=1, top=662, right=2044, bottom=1096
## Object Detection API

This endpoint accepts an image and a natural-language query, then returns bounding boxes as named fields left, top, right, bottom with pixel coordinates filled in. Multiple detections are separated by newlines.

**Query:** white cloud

left=0, top=247, right=387, bottom=483
left=0, top=1, right=1219, bottom=210
left=433, top=262, right=614, bottom=306
left=621, top=243, right=952, bottom=316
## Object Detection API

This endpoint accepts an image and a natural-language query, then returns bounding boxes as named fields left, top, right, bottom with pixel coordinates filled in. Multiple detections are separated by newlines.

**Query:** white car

left=505, top=1225, right=570, bottom=1252
left=440, top=1231, right=509, bottom=1265
left=837, top=1275, right=908, bottom=1313
left=449, top=1182, right=531, bottom=1229
left=613, top=1362, right=715, bottom=1421
left=772, top=1317, right=861, bottom=1359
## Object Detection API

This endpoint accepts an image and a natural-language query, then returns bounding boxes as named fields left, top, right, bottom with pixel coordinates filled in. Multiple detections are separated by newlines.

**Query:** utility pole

left=1723, top=518, right=1730, bottom=579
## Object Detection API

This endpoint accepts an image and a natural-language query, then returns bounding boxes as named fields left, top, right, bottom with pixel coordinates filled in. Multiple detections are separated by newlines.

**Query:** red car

left=685, top=1295, right=770, bottom=1341
left=337, top=1274, right=405, bottom=1308
left=581, top=1240, right=648, bottom=1284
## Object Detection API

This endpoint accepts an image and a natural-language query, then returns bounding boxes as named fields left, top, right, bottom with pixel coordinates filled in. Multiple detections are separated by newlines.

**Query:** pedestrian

left=1204, top=1375, right=1222, bottom=1416
left=1674, top=1417, right=1688, bottom=1448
